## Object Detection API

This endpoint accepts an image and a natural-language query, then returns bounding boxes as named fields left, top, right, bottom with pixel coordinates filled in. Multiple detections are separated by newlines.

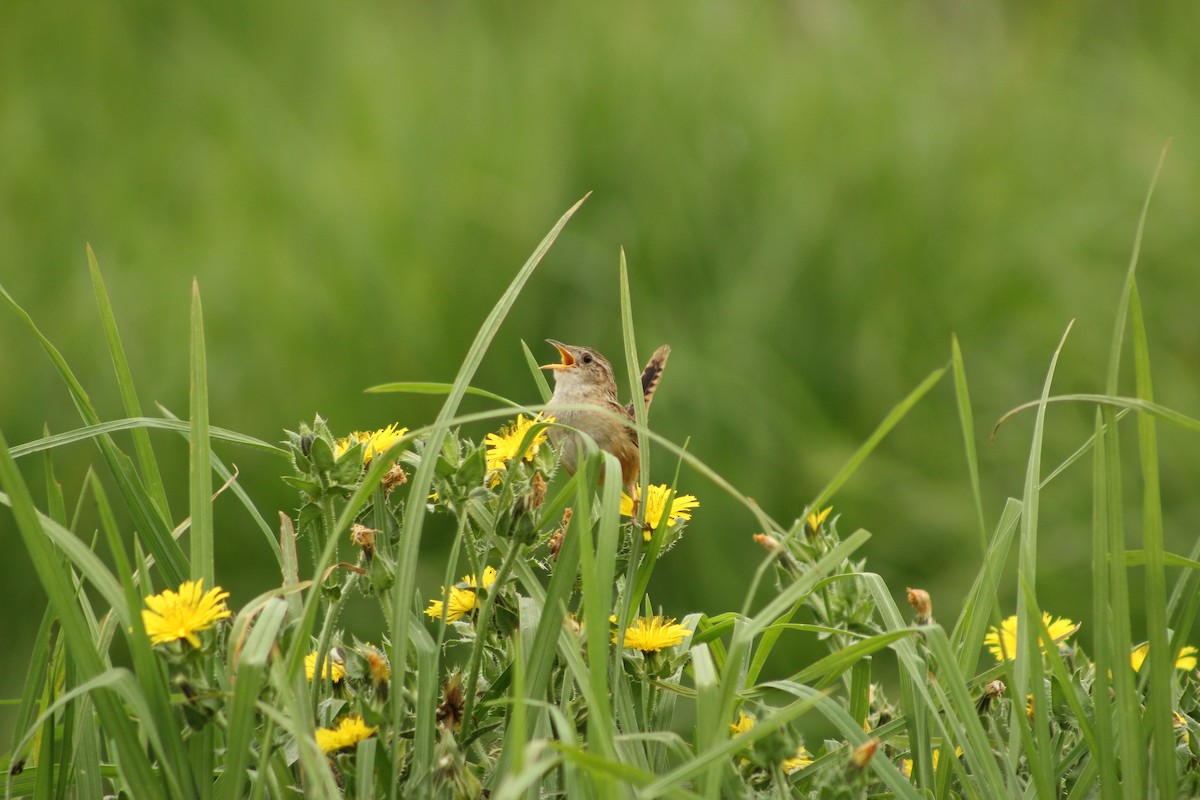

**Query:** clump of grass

left=3, top=183, right=1199, bottom=798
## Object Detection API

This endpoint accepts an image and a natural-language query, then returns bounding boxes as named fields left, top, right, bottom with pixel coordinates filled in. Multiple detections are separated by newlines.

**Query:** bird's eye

left=582, top=353, right=593, bottom=364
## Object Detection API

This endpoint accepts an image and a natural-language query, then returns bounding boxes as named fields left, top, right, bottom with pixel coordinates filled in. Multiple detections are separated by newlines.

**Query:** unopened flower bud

left=753, top=533, right=783, bottom=553
left=906, top=587, right=932, bottom=625
left=849, top=738, right=879, bottom=770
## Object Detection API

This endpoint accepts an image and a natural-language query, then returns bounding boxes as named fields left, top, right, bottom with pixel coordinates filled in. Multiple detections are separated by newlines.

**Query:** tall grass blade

left=949, top=498, right=1020, bottom=675
left=0, top=282, right=188, bottom=584
left=395, top=196, right=586, bottom=789
left=215, top=598, right=288, bottom=800
left=87, top=244, right=172, bottom=519
left=951, top=335, right=988, bottom=552
left=1010, top=321, right=1074, bottom=798
left=189, top=280, right=214, bottom=584
left=1129, top=280, right=1175, bottom=794
left=9, top=416, right=286, bottom=458
left=810, top=366, right=946, bottom=510
left=91, top=472, right=193, bottom=795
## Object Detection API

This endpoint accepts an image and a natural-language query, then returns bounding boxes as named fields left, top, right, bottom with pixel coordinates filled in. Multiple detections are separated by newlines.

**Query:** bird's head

left=541, top=339, right=616, bottom=395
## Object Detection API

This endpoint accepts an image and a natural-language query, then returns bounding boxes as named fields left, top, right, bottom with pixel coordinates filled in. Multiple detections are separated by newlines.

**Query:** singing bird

left=540, top=339, right=670, bottom=496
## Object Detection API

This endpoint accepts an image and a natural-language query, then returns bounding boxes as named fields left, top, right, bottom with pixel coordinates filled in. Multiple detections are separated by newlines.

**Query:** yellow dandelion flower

left=304, top=651, right=346, bottom=683
left=984, top=612, right=1078, bottom=662
left=620, top=484, right=699, bottom=539
left=484, top=414, right=552, bottom=478
left=1130, top=643, right=1199, bottom=672
left=783, top=746, right=814, bottom=774
left=315, top=715, right=377, bottom=754
left=730, top=711, right=756, bottom=736
left=424, top=567, right=498, bottom=623
left=141, top=579, right=231, bottom=648
left=806, top=506, right=833, bottom=533
left=614, top=615, right=692, bottom=653
left=334, top=423, right=408, bottom=464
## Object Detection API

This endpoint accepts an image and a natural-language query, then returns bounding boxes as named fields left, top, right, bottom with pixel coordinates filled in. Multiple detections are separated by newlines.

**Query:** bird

left=540, top=339, right=671, bottom=500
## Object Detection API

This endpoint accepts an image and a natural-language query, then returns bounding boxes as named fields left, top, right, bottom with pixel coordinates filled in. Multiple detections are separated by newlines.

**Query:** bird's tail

left=626, top=344, right=671, bottom=417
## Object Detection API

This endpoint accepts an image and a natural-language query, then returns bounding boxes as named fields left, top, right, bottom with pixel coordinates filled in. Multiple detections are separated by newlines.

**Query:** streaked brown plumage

left=541, top=339, right=670, bottom=495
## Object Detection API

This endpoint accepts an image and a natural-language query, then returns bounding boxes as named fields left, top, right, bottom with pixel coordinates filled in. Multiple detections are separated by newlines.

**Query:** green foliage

left=3, top=199, right=1200, bottom=797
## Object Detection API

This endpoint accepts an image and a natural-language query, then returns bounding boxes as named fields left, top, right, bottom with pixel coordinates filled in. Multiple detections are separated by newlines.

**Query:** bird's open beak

left=540, top=339, right=575, bottom=371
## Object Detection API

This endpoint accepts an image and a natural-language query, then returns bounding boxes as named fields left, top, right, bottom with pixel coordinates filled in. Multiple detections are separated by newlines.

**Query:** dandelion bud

left=753, top=533, right=782, bottom=553
left=906, top=587, right=932, bottom=625
left=976, top=679, right=1005, bottom=714
left=531, top=472, right=547, bottom=507
left=437, top=672, right=466, bottom=732
left=849, top=738, right=879, bottom=770
left=805, top=506, right=833, bottom=537
left=548, top=508, right=572, bottom=561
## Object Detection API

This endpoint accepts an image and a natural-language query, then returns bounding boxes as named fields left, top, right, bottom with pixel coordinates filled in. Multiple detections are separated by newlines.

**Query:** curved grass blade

left=381, top=195, right=588, bottom=792
left=365, top=381, right=522, bottom=408
left=9, top=417, right=286, bottom=459
left=809, top=365, right=946, bottom=513
left=0, top=430, right=165, bottom=796
left=0, top=281, right=189, bottom=585
left=994, top=394, right=1200, bottom=438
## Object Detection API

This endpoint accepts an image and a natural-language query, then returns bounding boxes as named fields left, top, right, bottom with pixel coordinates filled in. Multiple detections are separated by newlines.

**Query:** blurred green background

left=3, top=0, right=1200, bottom=743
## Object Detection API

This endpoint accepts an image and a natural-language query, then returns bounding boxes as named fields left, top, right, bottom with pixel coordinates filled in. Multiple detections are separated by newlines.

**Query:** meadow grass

left=2, top=190, right=1200, bottom=798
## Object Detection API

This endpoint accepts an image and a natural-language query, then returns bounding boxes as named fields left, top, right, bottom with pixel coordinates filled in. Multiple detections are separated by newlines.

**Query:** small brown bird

left=541, top=339, right=670, bottom=498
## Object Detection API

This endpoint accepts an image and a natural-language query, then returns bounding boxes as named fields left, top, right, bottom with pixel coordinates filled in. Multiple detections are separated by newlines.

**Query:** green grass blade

left=258, top=667, right=340, bottom=798
left=215, top=598, right=288, bottom=800
left=949, top=497, right=1020, bottom=675
left=0, top=281, right=189, bottom=585
left=786, top=628, right=919, bottom=688
left=579, top=454, right=620, bottom=757
left=1098, top=144, right=1169, bottom=800
left=862, top=574, right=1011, bottom=794
left=994, top=393, right=1200, bottom=437
left=1129, top=280, right=1175, bottom=794
left=6, top=607, right=55, bottom=781
left=365, top=381, right=523, bottom=407
left=810, top=366, right=947, bottom=510
left=1104, top=141, right=1167, bottom=394
left=1123, top=550, right=1200, bottom=570
left=386, top=196, right=587, bottom=790
left=0, top=428, right=166, bottom=796
left=87, top=244, right=172, bottom=520
left=406, top=619, right=438, bottom=797
left=520, top=339, right=553, bottom=403
left=951, top=335, right=988, bottom=553
left=90, top=471, right=193, bottom=795
left=689, top=642, right=724, bottom=798
left=618, top=249, right=650, bottom=523
left=9, top=416, right=287, bottom=459
left=157, top=404, right=284, bottom=568
left=189, top=280, right=214, bottom=584
left=1010, top=321, right=1074, bottom=798
left=355, top=739, right=378, bottom=800
left=42, top=426, right=67, bottom=526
